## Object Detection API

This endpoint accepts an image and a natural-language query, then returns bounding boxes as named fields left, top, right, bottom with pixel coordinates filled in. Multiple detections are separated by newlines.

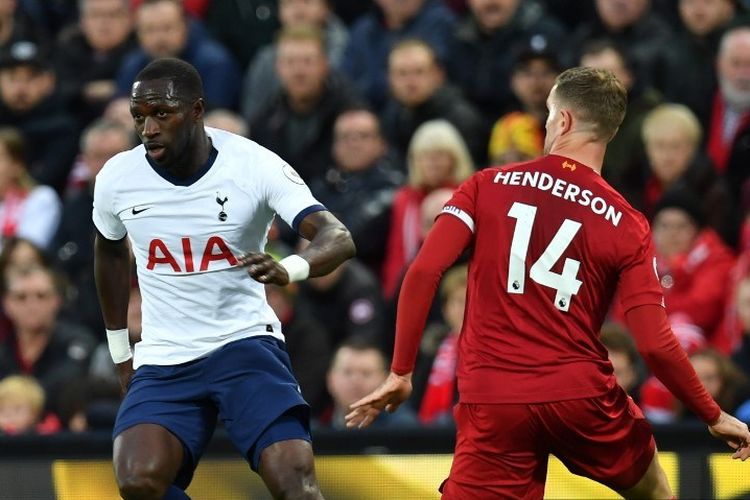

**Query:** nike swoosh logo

left=132, top=206, right=152, bottom=215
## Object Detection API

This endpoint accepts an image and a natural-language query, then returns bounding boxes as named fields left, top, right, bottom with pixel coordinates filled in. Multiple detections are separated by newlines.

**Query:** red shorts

left=441, top=385, right=656, bottom=499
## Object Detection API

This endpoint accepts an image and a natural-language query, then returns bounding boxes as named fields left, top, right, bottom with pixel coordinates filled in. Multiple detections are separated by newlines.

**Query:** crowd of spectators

left=2, top=0, right=750, bottom=435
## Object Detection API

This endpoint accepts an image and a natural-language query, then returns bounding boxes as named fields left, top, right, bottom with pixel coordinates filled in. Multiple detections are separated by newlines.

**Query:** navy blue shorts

left=113, top=336, right=310, bottom=487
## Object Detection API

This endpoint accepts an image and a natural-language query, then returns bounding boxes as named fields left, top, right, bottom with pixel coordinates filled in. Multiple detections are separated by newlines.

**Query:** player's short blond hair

left=553, top=67, right=627, bottom=142
left=641, top=103, right=702, bottom=146
left=407, top=120, right=475, bottom=188
left=0, top=375, right=45, bottom=417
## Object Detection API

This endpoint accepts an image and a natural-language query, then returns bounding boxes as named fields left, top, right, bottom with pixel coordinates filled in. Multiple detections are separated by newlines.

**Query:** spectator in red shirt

left=0, top=375, right=59, bottom=435
left=652, top=190, right=736, bottom=349
left=639, top=103, right=735, bottom=245
left=381, top=119, right=473, bottom=298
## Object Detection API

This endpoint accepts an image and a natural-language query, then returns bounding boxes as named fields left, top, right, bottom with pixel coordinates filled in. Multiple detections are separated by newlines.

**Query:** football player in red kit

left=345, top=67, right=750, bottom=499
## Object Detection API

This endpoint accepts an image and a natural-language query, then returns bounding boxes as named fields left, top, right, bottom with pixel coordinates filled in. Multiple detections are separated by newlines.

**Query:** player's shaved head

left=552, top=66, right=627, bottom=142
left=133, top=57, right=203, bottom=103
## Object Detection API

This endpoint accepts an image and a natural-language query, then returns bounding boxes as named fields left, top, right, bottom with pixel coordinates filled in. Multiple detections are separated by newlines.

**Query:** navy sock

left=163, top=485, right=190, bottom=500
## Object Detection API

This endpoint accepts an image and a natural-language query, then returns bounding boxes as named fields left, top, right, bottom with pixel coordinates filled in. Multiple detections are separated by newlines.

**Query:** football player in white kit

left=94, top=58, right=354, bottom=499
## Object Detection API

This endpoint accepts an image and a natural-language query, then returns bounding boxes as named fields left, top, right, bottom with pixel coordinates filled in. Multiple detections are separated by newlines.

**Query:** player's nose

left=142, top=116, right=160, bottom=137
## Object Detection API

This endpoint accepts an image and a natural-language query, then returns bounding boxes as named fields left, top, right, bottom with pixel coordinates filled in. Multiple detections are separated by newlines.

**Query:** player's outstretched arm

left=626, top=304, right=750, bottom=459
left=346, top=215, right=472, bottom=429
left=94, top=232, right=133, bottom=393
left=346, top=371, right=413, bottom=429
left=240, top=211, right=355, bottom=285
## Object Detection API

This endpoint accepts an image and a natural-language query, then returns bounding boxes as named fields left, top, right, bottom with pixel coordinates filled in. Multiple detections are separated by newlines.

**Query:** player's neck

left=548, top=139, right=606, bottom=175
left=167, top=131, right=212, bottom=179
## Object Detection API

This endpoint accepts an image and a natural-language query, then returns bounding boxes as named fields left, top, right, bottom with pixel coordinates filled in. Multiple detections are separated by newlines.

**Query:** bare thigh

left=618, top=452, right=673, bottom=500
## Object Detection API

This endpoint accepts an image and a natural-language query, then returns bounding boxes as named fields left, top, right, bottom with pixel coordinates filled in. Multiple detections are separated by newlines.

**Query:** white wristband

left=279, top=254, right=310, bottom=282
left=106, top=328, right=133, bottom=364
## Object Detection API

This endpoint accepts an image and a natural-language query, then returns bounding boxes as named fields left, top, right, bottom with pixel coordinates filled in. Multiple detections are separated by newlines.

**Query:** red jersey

left=442, top=154, right=664, bottom=403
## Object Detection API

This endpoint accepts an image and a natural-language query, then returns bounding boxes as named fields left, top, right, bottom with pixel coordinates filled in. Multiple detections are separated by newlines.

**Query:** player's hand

left=238, top=252, right=289, bottom=286
left=708, top=410, right=750, bottom=460
left=345, top=371, right=413, bottom=429
left=116, top=358, right=135, bottom=396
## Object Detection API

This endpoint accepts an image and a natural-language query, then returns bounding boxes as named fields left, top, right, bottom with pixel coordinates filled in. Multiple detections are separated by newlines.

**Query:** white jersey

left=93, top=127, right=324, bottom=368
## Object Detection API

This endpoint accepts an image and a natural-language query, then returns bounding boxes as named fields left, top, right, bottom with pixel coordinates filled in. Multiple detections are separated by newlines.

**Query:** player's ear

left=560, top=109, right=574, bottom=134
left=192, top=98, right=205, bottom=120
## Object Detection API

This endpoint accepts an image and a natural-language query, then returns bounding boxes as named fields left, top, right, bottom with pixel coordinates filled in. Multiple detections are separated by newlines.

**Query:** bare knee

left=113, top=424, right=185, bottom=500
left=117, top=467, right=170, bottom=500
left=260, top=440, right=323, bottom=500
left=271, top=461, right=320, bottom=499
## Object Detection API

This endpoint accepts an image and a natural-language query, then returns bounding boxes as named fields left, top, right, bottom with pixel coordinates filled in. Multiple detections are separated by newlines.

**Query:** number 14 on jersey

left=507, top=202, right=583, bottom=312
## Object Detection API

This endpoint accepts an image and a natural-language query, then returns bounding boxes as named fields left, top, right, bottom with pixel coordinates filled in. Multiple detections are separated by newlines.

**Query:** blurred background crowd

left=1, top=0, right=750, bottom=436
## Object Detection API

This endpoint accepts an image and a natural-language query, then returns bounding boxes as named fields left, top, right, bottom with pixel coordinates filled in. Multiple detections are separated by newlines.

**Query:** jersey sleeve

left=438, top=171, right=480, bottom=232
left=92, top=168, right=127, bottom=241
left=617, top=215, right=664, bottom=313
left=262, top=159, right=326, bottom=234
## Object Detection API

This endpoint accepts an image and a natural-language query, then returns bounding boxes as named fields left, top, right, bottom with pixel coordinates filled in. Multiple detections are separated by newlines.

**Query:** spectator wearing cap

left=446, top=0, right=563, bottom=128
left=115, top=0, right=241, bottom=109
left=54, top=0, right=137, bottom=126
left=638, top=103, right=736, bottom=246
left=241, top=0, right=349, bottom=123
left=339, top=0, right=456, bottom=111
left=579, top=39, right=662, bottom=200
left=653, top=0, right=738, bottom=128
left=0, top=40, right=79, bottom=193
left=487, top=44, right=560, bottom=165
left=381, top=39, right=485, bottom=165
left=652, top=189, right=736, bottom=347
left=561, top=0, right=674, bottom=87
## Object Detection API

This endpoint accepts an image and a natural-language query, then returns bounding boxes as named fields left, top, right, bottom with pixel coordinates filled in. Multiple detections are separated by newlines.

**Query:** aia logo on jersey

left=146, top=236, right=237, bottom=272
